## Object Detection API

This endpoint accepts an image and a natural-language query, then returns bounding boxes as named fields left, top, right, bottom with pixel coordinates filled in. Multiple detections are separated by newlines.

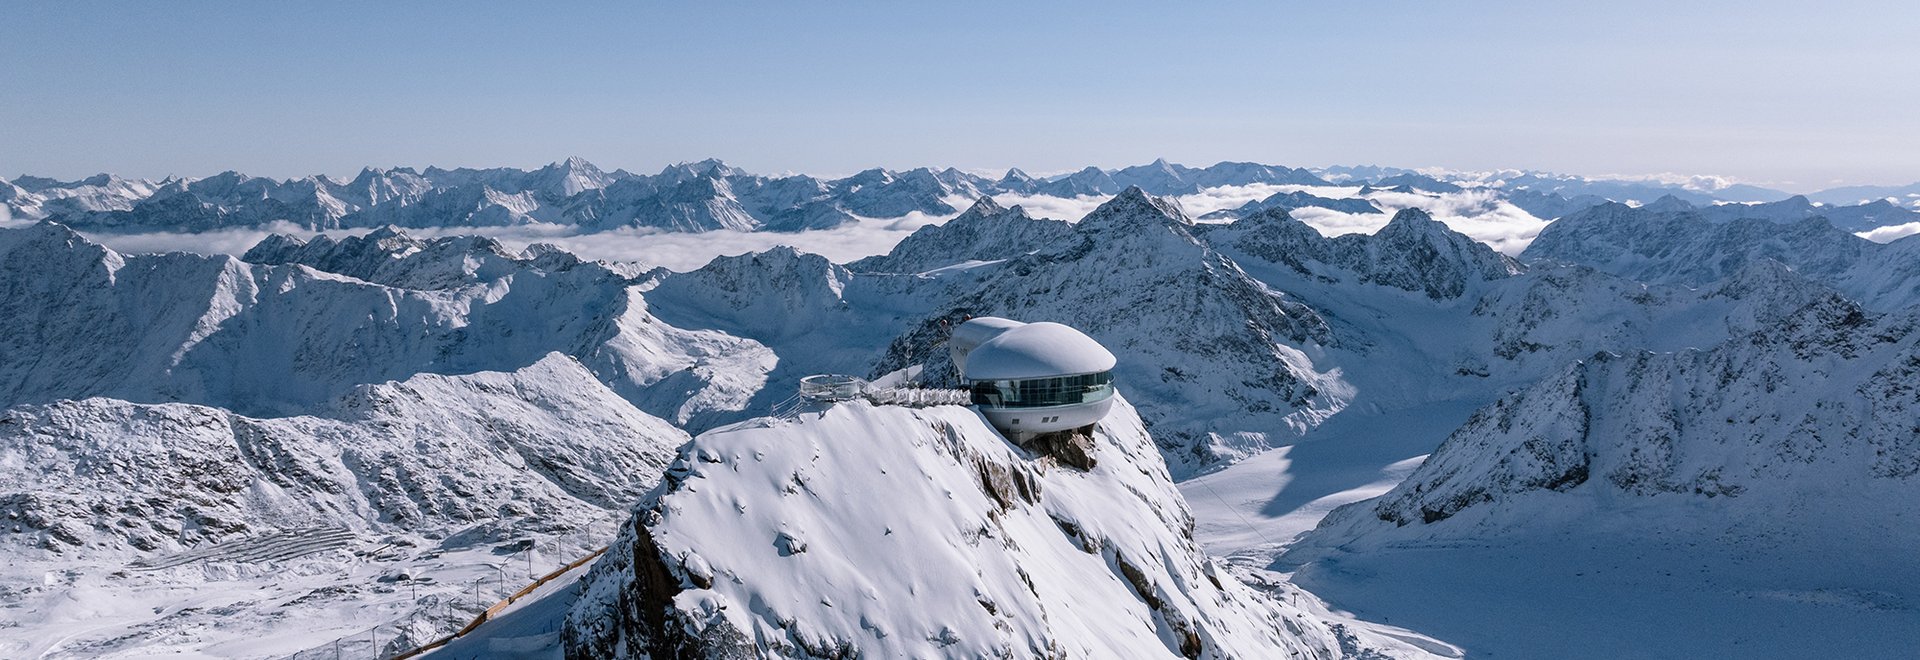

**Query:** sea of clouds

left=58, top=186, right=1555, bottom=270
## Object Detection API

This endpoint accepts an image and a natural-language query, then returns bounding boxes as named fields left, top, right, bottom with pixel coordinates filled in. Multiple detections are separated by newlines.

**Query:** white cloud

left=1858, top=222, right=1920, bottom=243
left=61, top=185, right=1551, bottom=271
left=988, top=193, right=1109, bottom=223
left=469, top=211, right=959, bottom=271
left=1288, top=187, right=1549, bottom=255
left=76, top=213, right=965, bottom=273
left=1171, top=184, right=1294, bottom=218
left=80, top=222, right=367, bottom=257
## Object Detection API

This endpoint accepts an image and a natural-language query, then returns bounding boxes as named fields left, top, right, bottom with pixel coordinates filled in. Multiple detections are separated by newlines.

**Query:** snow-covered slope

left=1199, top=190, right=1382, bottom=221
left=0, top=222, right=770, bottom=426
left=1523, top=201, right=1920, bottom=310
left=874, top=188, right=1350, bottom=473
left=0, top=354, right=683, bottom=557
left=564, top=397, right=1345, bottom=659
left=1300, top=297, right=1920, bottom=543
left=1269, top=298, right=1920, bottom=658
left=0, top=354, right=693, bottom=659
left=1208, top=206, right=1521, bottom=300
left=1663, top=194, right=1920, bottom=232
left=240, top=226, right=537, bottom=289
left=846, top=196, right=1075, bottom=274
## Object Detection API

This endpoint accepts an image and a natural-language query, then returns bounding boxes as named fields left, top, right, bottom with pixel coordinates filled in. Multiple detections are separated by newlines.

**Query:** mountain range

left=5, top=176, right=1920, bottom=657
left=11, top=158, right=1920, bottom=236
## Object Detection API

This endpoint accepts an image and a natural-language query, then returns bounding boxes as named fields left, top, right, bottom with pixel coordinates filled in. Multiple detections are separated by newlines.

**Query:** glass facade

left=969, top=371, right=1115, bottom=409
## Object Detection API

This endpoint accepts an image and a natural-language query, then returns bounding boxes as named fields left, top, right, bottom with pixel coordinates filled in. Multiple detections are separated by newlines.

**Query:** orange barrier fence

left=387, top=546, right=609, bottom=660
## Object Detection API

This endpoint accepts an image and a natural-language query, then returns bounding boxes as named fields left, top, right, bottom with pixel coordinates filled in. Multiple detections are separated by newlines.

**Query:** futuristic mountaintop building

left=950, top=317, right=1117, bottom=438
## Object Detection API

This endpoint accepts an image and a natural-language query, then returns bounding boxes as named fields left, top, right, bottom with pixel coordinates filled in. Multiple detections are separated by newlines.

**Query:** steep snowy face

left=525, top=156, right=619, bottom=199
left=1523, top=202, right=1870, bottom=286
left=846, top=197, right=1075, bottom=274
left=646, top=246, right=852, bottom=341
left=341, top=183, right=545, bottom=227
left=240, top=227, right=543, bottom=290
left=1114, top=158, right=1204, bottom=195
left=0, top=354, right=685, bottom=557
left=339, top=167, right=434, bottom=209
left=1199, top=190, right=1382, bottom=221
left=45, top=173, right=355, bottom=231
left=1465, top=260, right=1845, bottom=372
left=1687, top=195, right=1920, bottom=232
left=882, top=188, right=1348, bottom=473
left=579, top=173, right=762, bottom=232
left=3, top=174, right=159, bottom=220
left=1039, top=166, right=1124, bottom=197
left=996, top=167, right=1038, bottom=193
left=1326, top=208, right=1522, bottom=299
left=1297, top=298, right=1920, bottom=548
left=565, top=398, right=1340, bottom=659
left=1184, top=161, right=1330, bottom=189
left=241, top=224, right=616, bottom=291
left=1522, top=202, right=1920, bottom=310
left=1371, top=173, right=1464, bottom=194
left=0, top=223, right=766, bottom=425
left=831, top=167, right=963, bottom=218
left=1211, top=207, right=1520, bottom=300
left=1501, top=188, right=1609, bottom=220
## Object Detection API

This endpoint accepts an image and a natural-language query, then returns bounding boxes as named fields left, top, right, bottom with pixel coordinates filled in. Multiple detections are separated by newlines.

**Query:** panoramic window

left=970, top=371, right=1115, bottom=408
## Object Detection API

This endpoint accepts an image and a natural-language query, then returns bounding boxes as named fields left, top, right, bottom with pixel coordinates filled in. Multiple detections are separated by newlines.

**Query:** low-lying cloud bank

left=55, top=186, right=1553, bottom=271
left=1859, top=222, right=1920, bottom=243
left=74, top=211, right=963, bottom=272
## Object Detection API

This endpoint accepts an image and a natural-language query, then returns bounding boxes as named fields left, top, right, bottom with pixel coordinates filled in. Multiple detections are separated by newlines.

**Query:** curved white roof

left=964, top=321, right=1116, bottom=381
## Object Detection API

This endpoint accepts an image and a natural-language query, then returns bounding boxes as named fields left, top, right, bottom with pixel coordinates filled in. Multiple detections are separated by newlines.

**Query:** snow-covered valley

left=5, top=160, right=1920, bottom=658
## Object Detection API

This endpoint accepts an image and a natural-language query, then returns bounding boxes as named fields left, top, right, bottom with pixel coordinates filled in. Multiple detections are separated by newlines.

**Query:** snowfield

left=566, top=397, right=1354, bottom=659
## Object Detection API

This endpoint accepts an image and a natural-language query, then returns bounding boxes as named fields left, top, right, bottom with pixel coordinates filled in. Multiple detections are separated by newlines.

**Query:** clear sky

left=4, top=1, right=1917, bottom=189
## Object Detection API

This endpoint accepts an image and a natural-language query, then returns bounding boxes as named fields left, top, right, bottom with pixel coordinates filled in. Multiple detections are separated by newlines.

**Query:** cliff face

left=565, top=396, right=1341, bottom=659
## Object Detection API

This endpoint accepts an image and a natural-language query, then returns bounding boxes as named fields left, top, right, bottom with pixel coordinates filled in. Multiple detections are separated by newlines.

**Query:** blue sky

left=4, top=1, right=1916, bottom=189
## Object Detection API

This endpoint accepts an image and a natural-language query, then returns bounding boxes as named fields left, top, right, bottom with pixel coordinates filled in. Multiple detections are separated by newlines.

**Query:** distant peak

left=962, top=195, right=1006, bottom=216
left=1001, top=167, right=1032, bottom=182
left=1386, top=206, right=1437, bottom=225
left=1643, top=194, right=1694, bottom=212
left=1083, top=186, right=1190, bottom=227
left=364, top=225, right=412, bottom=241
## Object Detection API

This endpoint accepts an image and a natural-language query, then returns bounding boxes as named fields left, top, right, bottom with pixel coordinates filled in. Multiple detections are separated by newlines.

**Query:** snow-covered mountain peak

left=1077, top=186, right=1193, bottom=233
left=565, top=397, right=1341, bottom=659
left=877, top=188, right=1347, bottom=473
left=961, top=194, right=1005, bottom=216
left=1, top=352, right=685, bottom=558
left=848, top=197, right=1075, bottom=274
left=646, top=246, right=853, bottom=341
left=1295, top=297, right=1920, bottom=553
left=1639, top=193, right=1696, bottom=213
left=529, top=156, right=616, bottom=197
left=1210, top=205, right=1518, bottom=299
left=240, top=225, right=546, bottom=289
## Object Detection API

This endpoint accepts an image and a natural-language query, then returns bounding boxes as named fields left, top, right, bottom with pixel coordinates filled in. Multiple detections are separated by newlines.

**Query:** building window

left=969, top=371, right=1114, bottom=408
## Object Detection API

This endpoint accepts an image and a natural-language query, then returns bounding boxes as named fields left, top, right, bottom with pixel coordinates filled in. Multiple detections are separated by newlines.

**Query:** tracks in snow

left=129, top=526, right=357, bottom=570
